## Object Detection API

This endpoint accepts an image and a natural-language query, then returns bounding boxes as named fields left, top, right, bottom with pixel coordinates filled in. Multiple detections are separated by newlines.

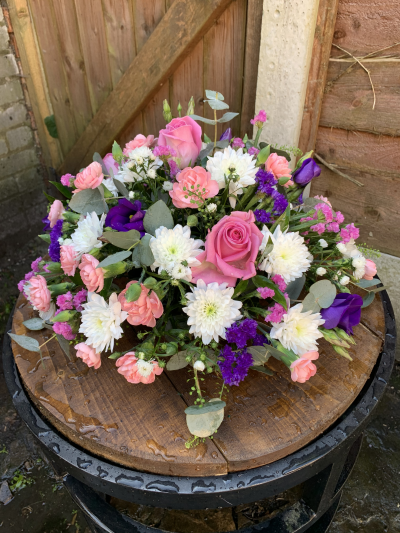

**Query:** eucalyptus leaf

left=286, top=276, right=305, bottom=300
left=302, top=292, right=321, bottom=313
left=247, top=345, right=271, bottom=365
left=23, top=318, right=45, bottom=331
left=56, top=334, right=71, bottom=360
left=8, top=333, right=40, bottom=352
left=356, top=278, right=380, bottom=289
left=138, top=234, right=155, bottom=266
left=250, top=365, right=274, bottom=376
left=205, top=90, right=225, bottom=100
left=199, top=143, right=214, bottom=160
left=217, top=112, right=239, bottom=123
left=69, top=188, right=108, bottom=215
left=113, top=179, right=130, bottom=199
left=101, top=229, right=141, bottom=250
left=166, top=351, right=190, bottom=371
left=362, top=291, right=375, bottom=308
left=93, top=152, right=108, bottom=176
left=205, top=99, right=229, bottom=110
left=189, top=114, right=216, bottom=125
left=143, top=200, right=174, bottom=235
left=97, top=250, right=131, bottom=268
left=185, top=400, right=226, bottom=416
left=309, top=280, right=337, bottom=308
left=186, top=408, right=225, bottom=438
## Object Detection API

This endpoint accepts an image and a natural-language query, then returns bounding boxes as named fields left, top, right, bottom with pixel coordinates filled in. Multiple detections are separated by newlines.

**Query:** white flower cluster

left=61, top=212, right=105, bottom=257
left=116, top=146, right=162, bottom=184
left=337, top=239, right=366, bottom=280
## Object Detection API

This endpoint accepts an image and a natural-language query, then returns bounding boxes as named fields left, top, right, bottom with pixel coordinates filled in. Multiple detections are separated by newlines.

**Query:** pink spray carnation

left=31, top=256, right=42, bottom=273
left=335, top=211, right=345, bottom=224
left=266, top=303, right=286, bottom=324
left=340, top=223, right=359, bottom=244
left=290, top=351, right=319, bottom=383
left=60, top=245, right=79, bottom=277
left=271, top=274, right=287, bottom=292
left=53, top=322, right=76, bottom=340
left=116, top=352, right=163, bottom=384
left=28, top=275, right=51, bottom=313
left=48, top=199, right=65, bottom=228
left=73, top=288, right=87, bottom=311
left=118, top=281, right=163, bottom=328
left=169, top=166, right=219, bottom=209
left=250, top=110, right=267, bottom=125
left=158, top=116, right=202, bottom=169
left=73, top=162, right=104, bottom=193
left=75, top=343, right=101, bottom=369
left=56, top=291, right=74, bottom=311
left=363, top=259, right=377, bottom=281
left=232, top=138, right=245, bottom=149
left=310, top=223, right=326, bottom=235
left=326, top=222, right=339, bottom=233
left=153, top=145, right=177, bottom=159
left=248, top=147, right=260, bottom=157
left=60, top=173, right=75, bottom=187
left=257, top=287, right=275, bottom=299
left=316, top=203, right=333, bottom=223
left=79, top=254, right=104, bottom=293
left=123, top=134, right=156, bottom=155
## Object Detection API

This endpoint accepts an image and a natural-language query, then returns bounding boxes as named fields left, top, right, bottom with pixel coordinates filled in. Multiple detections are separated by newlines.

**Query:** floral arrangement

left=12, top=91, right=382, bottom=444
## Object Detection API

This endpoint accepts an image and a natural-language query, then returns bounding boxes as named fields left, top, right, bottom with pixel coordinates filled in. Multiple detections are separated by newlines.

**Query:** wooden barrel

left=10, top=291, right=385, bottom=477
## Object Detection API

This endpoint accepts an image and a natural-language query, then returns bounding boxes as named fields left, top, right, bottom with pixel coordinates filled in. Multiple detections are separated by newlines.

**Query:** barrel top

left=11, top=292, right=385, bottom=477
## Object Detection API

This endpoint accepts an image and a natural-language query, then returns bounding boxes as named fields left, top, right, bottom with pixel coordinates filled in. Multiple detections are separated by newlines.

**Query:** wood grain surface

left=11, top=292, right=385, bottom=476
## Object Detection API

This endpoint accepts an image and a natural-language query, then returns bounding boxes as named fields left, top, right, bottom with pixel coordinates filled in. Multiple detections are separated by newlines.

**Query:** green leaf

left=278, top=177, right=292, bottom=186
left=362, top=291, right=375, bottom=308
left=205, top=99, right=229, bottom=110
left=217, top=112, right=239, bottom=123
left=112, top=141, right=123, bottom=163
left=43, top=191, right=56, bottom=204
left=93, top=152, right=108, bottom=176
left=125, top=283, right=142, bottom=303
left=52, top=310, right=77, bottom=322
left=302, top=292, right=321, bottom=313
left=233, top=279, right=249, bottom=298
left=8, top=333, right=40, bottom=352
left=69, top=188, right=108, bottom=215
left=252, top=275, right=287, bottom=310
left=97, top=250, right=131, bottom=268
left=309, top=280, right=337, bottom=308
left=356, top=278, right=380, bottom=289
left=23, top=318, right=45, bottom=331
left=138, top=234, right=155, bottom=266
left=166, top=351, right=189, bottom=371
left=189, top=114, right=216, bottom=125
left=49, top=181, right=72, bottom=200
left=257, top=145, right=271, bottom=165
left=63, top=211, right=81, bottom=223
left=44, top=114, right=58, bottom=138
left=187, top=215, right=198, bottom=227
left=101, top=229, right=141, bottom=250
left=143, top=200, right=174, bottom=235
left=108, top=351, right=123, bottom=360
left=203, top=133, right=212, bottom=143
left=113, top=178, right=130, bottom=199
left=250, top=365, right=274, bottom=376
left=270, top=146, right=291, bottom=162
left=185, top=400, right=226, bottom=416
left=48, top=282, right=75, bottom=296
left=99, top=277, right=113, bottom=299
left=247, top=345, right=271, bottom=365
left=143, top=277, right=157, bottom=289
left=55, top=334, right=71, bottom=360
left=286, top=276, right=305, bottom=300
left=205, top=90, right=225, bottom=100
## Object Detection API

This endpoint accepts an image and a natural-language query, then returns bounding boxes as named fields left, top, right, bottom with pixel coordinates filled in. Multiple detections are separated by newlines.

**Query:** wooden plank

left=12, top=296, right=226, bottom=477
left=320, top=62, right=400, bottom=136
left=74, top=0, right=113, bottom=114
left=59, top=0, right=235, bottom=175
left=132, top=0, right=166, bottom=53
left=102, top=0, right=136, bottom=87
left=298, top=0, right=340, bottom=154
left=143, top=84, right=170, bottom=137
left=240, top=0, right=263, bottom=138
left=203, top=0, right=247, bottom=140
left=7, top=0, right=62, bottom=167
left=117, top=114, right=144, bottom=152
left=52, top=0, right=93, bottom=137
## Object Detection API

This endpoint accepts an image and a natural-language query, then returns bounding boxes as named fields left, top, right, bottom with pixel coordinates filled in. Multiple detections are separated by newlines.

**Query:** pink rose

left=116, top=352, right=163, bottom=384
left=103, top=153, right=119, bottom=176
left=158, top=116, right=202, bottom=169
left=28, top=275, right=51, bottom=313
left=48, top=199, right=65, bottom=228
left=191, top=211, right=264, bottom=287
left=118, top=281, right=163, bottom=328
left=75, top=343, right=101, bottom=369
left=290, top=351, right=319, bottom=383
left=73, top=162, right=104, bottom=193
left=169, top=166, right=219, bottom=209
left=123, top=134, right=156, bottom=155
left=60, top=245, right=79, bottom=276
left=79, top=254, right=104, bottom=293
left=266, top=153, right=293, bottom=186
left=363, top=259, right=377, bottom=281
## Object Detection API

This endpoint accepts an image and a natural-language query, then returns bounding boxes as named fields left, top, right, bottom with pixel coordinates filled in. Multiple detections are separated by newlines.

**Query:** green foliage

left=44, top=114, right=58, bottom=138
left=8, top=333, right=40, bottom=352
left=49, top=180, right=72, bottom=199
left=185, top=399, right=225, bottom=438
left=9, top=469, right=34, bottom=492
left=23, top=317, right=45, bottom=330
left=125, top=282, right=142, bottom=303
left=101, top=229, right=141, bottom=250
left=112, top=141, right=123, bottom=164
left=69, top=188, right=108, bottom=215
left=302, top=280, right=337, bottom=313
left=55, top=333, right=71, bottom=360
left=166, top=351, right=190, bottom=371
left=252, top=275, right=287, bottom=309
left=97, top=250, right=131, bottom=268
left=92, top=152, right=109, bottom=176
left=143, top=200, right=174, bottom=235
left=52, top=310, right=76, bottom=322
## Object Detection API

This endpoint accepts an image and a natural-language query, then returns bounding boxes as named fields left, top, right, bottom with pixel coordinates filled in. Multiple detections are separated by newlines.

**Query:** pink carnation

left=250, top=110, right=267, bottom=125
left=153, top=145, right=177, bottom=158
left=75, top=343, right=101, bottom=369
left=56, top=291, right=74, bottom=311
left=73, top=288, right=87, bottom=311
left=310, top=223, right=326, bottom=235
left=169, top=166, right=219, bottom=209
left=28, top=275, right=51, bottom=313
left=60, top=245, right=79, bottom=277
left=266, top=303, right=286, bottom=324
left=60, top=173, right=75, bottom=187
left=79, top=254, right=104, bottom=293
left=116, top=352, right=163, bottom=384
left=53, top=322, right=76, bottom=341
left=73, top=162, right=104, bottom=193
left=340, top=223, right=359, bottom=244
left=326, top=222, right=339, bottom=233
left=123, top=134, right=156, bottom=155
left=271, top=274, right=287, bottom=292
left=363, top=259, right=377, bottom=281
left=335, top=211, right=345, bottom=224
left=232, top=138, right=245, bottom=148
left=248, top=147, right=260, bottom=157
left=257, top=287, right=275, bottom=299
left=48, top=199, right=65, bottom=228
left=290, top=351, right=319, bottom=383
left=118, top=281, right=163, bottom=328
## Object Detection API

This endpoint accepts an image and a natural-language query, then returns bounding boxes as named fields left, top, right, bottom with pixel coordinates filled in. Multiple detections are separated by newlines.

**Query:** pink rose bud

left=27, top=275, right=52, bottom=313
left=48, top=199, right=65, bottom=228
left=79, top=254, right=104, bottom=293
left=60, top=245, right=79, bottom=276
left=290, top=351, right=319, bottom=383
left=266, top=153, right=292, bottom=184
left=363, top=259, right=377, bottom=281
left=73, top=162, right=104, bottom=193
left=75, top=343, right=101, bottom=369
left=158, top=116, right=202, bottom=169
left=118, top=281, right=163, bottom=328
left=123, top=134, right=156, bottom=155
left=169, top=166, right=219, bottom=209
left=116, top=352, right=163, bottom=384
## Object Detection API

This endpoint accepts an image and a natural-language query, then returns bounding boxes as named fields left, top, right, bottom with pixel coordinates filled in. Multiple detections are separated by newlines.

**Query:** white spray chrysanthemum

left=116, top=146, right=162, bottom=183
left=150, top=225, right=204, bottom=281
left=71, top=212, right=105, bottom=256
left=183, top=280, right=242, bottom=344
left=206, top=146, right=257, bottom=208
left=352, top=255, right=366, bottom=279
left=270, top=303, right=325, bottom=356
left=258, top=225, right=312, bottom=283
left=79, top=292, right=128, bottom=353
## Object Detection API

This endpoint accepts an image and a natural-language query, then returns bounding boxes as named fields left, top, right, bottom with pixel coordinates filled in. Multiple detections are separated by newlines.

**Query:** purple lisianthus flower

left=292, top=158, right=321, bottom=186
left=105, top=199, right=145, bottom=236
left=218, top=346, right=254, bottom=386
left=320, top=293, right=363, bottom=335
left=219, top=128, right=232, bottom=142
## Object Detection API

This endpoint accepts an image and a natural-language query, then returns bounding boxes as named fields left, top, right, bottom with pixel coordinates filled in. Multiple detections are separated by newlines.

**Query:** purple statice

left=31, top=256, right=42, bottom=273
left=48, top=219, right=63, bottom=262
left=218, top=345, right=254, bottom=386
left=42, top=215, right=51, bottom=232
left=73, top=288, right=87, bottom=311
left=226, top=319, right=258, bottom=349
left=254, top=209, right=272, bottom=224
left=153, top=146, right=177, bottom=159
left=231, top=137, right=245, bottom=149
left=248, top=147, right=260, bottom=157
left=53, top=321, right=76, bottom=341
left=57, top=291, right=74, bottom=311
left=256, top=169, right=277, bottom=195
left=253, top=333, right=269, bottom=347
left=272, top=190, right=288, bottom=215
left=168, top=159, right=180, bottom=178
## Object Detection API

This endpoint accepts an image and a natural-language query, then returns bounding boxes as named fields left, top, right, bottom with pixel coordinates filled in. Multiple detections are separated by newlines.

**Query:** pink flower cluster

left=60, top=173, right=75, bottom=187
left=248, top=147, right=259, bottom=157
left=28, top=275, right=52, bottom=313
left=123, top=134, right=155, bottom=155
left=231, top=138, right=245, bottom=149
left=266, top=153, right=293, bottom=187
left=250, top=110, right=267, bottom=126
left=75, top=343, right=101, bottom=369
left=60, top=245, right=79, bottom=277
left=340, top=223, right=360, bottom=244
left=79, top=254, right=104, bottom=293
left=118, top=281, right=163, bottom=328
left=266, top=303, right=286, bottom=324
left=56, top=291, right=74, bottom=311
left=153, top=145, right=177, bottom=158
left=271, top=274, right=287, bottom=292
left=53, top=321, right=76, bottom=340
left=301, top=199, right=345, bottom=236
left=73, top=162, right=104, bottom=193
left=169, top=166, right=219, bottom=209
left=257, top=287, right=275, bottom=299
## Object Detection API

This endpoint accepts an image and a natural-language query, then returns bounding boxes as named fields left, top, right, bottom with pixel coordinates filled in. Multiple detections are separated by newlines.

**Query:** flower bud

left=187, top=215, right=198, bottom=227
left=333, top=345, right=353, bottom=360
left=193, top=360, right=205, bottom=372
left=187, top=96, right=195, bottom=116
left=163, top=99, right=172, bottom=123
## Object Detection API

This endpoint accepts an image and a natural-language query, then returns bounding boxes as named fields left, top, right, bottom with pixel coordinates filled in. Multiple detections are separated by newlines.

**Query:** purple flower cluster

left=218, top=345, right=253, bottom=386
left=53, top=321, right=76, bottom=340
left=31, top=256, right=42, bottom=273
left=231, top=137, right=245, bottom=149
left=226, top=318, right=258, bottom=349
left=73, top=288, right=87, bottom=311
left=272, top=190, right=288, bottom=215
left=56, top=291, right=74, bottom=311
left=168, top=159, right=180, bottom=178
left=253, top=333, right=269, bottom=347
left=255, top=169, right=277, bottom=195
left=248, top=147, right=260, bottom=157
left=254, top=209, right=272, bottom=224
left=48, top=219, right=63, bottom=262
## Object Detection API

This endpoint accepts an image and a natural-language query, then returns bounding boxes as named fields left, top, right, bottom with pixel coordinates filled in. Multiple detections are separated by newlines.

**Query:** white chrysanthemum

left=136, top=359, right=155, bottom=378
left=258, top=225, right=313, bottom=283
left=79, top=292, right=128, bottom=353
left=103, top=177, right=119, bottom=197
left=150, top=225, right=204, bottom=279
left=116, top=146, right=161, bottom=183
left=71, top=212, right=105, bottom=256
left=171, top=263, right=192, bottom=281
left=206, top=146, right=257, bottom=208
left=352, top=255, right=366, bottom=279
left=183, top=280, right=242, bottom=344
left=162, top=181, right=173, bottom=192
left=270, top=303, right=325, bottom=356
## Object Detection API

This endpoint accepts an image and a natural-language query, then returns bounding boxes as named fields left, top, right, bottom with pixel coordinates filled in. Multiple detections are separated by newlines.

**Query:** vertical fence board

left=29, top=0, right=77, bottom=154
left=52, top=0, right=93, bottom=138
left=74, top=0, right=113, bottom=114
left=203, top=0, right=247, bottom=140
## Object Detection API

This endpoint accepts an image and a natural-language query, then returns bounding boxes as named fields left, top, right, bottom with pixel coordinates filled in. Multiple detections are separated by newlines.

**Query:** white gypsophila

left=183, top=280, right=242, bottom=345
left=270, top=303, right=325, bottom=356
left=352, top=255, right=366, bottom=280
left=340, top=275, right=350, bottom=286
left=171, top=263, right=192, bottom=281
left=71, top=212, right=105, bottom=256
left=316, top=267, right=327, bottom=276
left=103, top=177, right=119, bottom=197
left=206, top=146, right=257, bottom=208
left=79, top=292, right=128, bottom=353
left=319, top=239, right=328, bottom=248
left=206, top=202, right=217, bottom=213
left=337, top=239, right=360, bottom=259
left=116, top=146, right=162, bottom=184
left=162, top=181, right=173, bottom=192
left=150, top=225, right=204, bottom=280
left=147, top=168, right=156, bottom=179
left=258, top=225, right=313, bottom=284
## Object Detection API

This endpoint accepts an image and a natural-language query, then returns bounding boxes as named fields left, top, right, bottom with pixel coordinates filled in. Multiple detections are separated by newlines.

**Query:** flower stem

left=39, top=334, right=56, bottom=350
left=193, top=367, right=203, bottom=399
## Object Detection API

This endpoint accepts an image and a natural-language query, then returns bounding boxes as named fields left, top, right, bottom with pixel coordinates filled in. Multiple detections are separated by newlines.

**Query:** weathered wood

left=240, top=0, right=263, bottom=138
left=132, top=0, right=166, bottom=53
left=298, top=0, right=340, bottom=154
left=12, top=293, right=384, bottom=475
left=117, top=114, right=145, bottom=152
left=143, top=84, right=170, bottom=138
left=59, top=0, right=235, bottom=175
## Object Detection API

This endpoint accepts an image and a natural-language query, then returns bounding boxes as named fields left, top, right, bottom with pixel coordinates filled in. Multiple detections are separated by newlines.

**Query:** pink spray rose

left=103, top=153, right=119, bottom=176
left=79, top=254, right=104, bottom=293
left=60, top=245, right=79, bottom=276
left=48, top=199, right=65, bottom=228
left=363, top=259, right=377, bottom=281
left=158, top=116, right=202, bottom=169
left=123, top=134, right=156, bottom=155
left=191, top=211, right=264, bottom=287
left=169, top=166, right=219, bottom=209
left=28, top=275, right=51, bottom=313
left=266, top=153, right=293, bottom=186
left=116, top=352, right=163, bottom=384
left=118, top=281, right=163, bottom=328
left=73, top=162, right=104, bottom=193
left=290, top=351, right=319, bottom=383
left=75, top=343, right=101, bottom=369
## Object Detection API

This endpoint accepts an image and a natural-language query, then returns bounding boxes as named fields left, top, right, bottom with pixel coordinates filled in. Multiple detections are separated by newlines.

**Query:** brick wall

left=0, top=4, right=47, bottom=254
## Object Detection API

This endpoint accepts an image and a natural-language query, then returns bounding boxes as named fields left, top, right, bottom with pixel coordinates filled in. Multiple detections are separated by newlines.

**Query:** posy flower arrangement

left=12, top=91, right=381, bottom=443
